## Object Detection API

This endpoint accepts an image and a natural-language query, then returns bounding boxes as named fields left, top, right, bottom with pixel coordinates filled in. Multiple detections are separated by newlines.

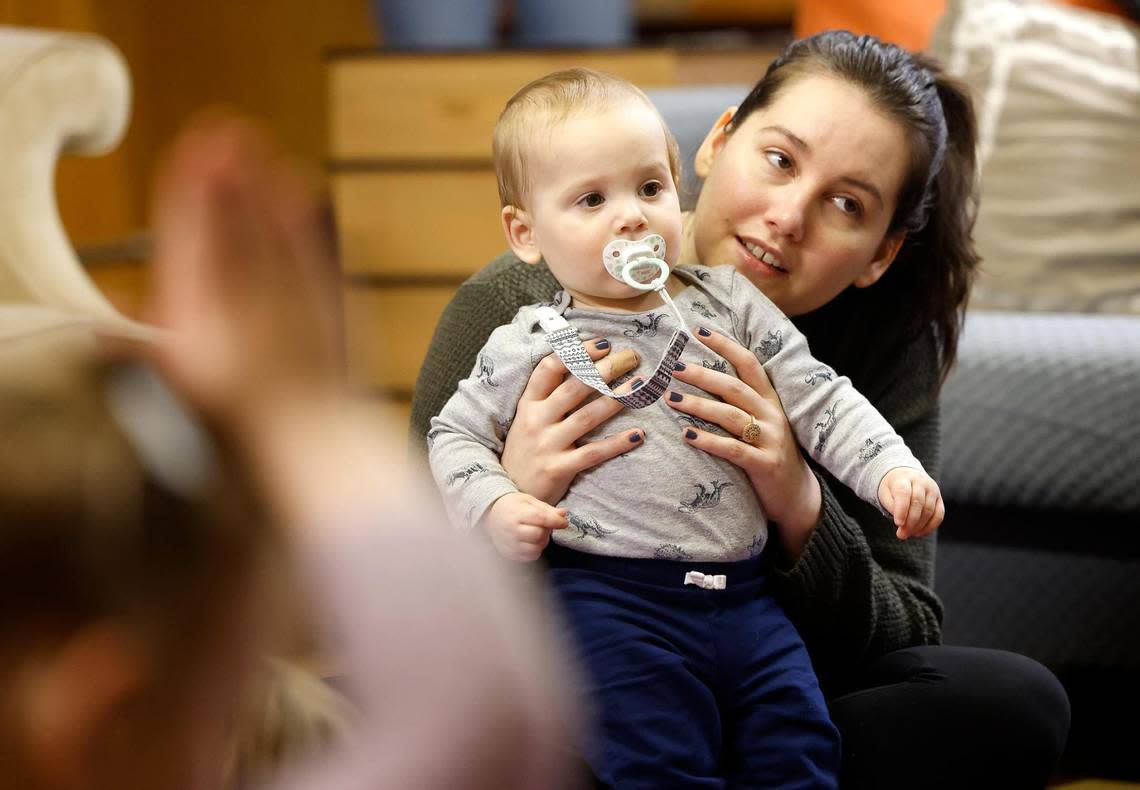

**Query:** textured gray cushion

left=937, top=541, right=1140, bottom=668
left=941, top=311, right=1140, bottom=512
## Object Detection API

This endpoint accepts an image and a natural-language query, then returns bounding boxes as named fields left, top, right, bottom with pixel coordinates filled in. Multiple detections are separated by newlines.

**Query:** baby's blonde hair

left=492, top=67, right=682, bottom=209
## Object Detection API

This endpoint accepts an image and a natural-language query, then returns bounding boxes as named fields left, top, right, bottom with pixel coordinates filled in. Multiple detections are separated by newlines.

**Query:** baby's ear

left=501, top=205, right=542, bottom=264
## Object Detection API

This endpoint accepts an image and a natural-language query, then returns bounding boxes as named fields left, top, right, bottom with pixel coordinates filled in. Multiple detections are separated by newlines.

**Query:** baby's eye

left=639, top=181, right=663, bottom=198
left=765, top=150, right=793, bottom=171
left=579, top=192, right=604, bottom=208
left=831, top=195, right=863, bottom=217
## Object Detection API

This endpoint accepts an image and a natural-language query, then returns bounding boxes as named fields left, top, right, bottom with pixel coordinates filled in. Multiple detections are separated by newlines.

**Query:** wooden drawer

left=333, top=169, right=503, bottom=277
left=343, top=283, right=457, bottom=395
left=328, top=49, right=677, bottom=162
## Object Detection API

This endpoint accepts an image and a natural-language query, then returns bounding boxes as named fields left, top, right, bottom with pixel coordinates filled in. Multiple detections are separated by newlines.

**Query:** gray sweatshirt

left=428, top=264, right=922, bottom=562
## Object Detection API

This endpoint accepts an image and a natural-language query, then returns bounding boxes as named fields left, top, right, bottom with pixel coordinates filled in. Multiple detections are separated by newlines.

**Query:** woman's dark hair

left=730, top=30, right=979, bottom=383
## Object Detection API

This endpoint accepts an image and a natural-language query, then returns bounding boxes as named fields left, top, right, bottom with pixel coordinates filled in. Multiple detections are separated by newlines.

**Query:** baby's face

left=522, top=99, right=682, bottom=310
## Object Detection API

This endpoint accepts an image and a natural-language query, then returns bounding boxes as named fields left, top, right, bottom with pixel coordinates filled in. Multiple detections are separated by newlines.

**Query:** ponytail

left=888, top=59, right=980, bottom=379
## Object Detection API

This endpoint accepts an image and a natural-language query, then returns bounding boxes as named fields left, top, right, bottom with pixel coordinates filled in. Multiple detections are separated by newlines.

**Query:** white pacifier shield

left=603, top=234, right=669, bottom=291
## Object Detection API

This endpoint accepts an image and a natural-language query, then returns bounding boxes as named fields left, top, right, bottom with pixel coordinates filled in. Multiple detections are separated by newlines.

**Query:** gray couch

left=649, top=84, right=1140, bottom=779
left=937, top=311, right=1140, bottom=779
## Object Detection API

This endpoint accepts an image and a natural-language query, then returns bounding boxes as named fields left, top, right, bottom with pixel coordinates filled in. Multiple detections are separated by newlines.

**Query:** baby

left=429, top=68, right=943, bottom=788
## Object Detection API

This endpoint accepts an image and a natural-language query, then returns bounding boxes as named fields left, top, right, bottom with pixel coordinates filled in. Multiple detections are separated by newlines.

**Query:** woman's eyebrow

left=760, top=125, right=810, bottom=152
left=836, top=176, right=884, bottom=209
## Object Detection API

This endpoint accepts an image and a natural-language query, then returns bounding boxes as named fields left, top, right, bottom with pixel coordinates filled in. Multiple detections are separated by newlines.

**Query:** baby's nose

left=615, top=202, right=648, bottom=235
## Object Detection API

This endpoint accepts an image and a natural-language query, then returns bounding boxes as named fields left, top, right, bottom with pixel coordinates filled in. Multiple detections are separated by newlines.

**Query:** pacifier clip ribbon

left=535, top=235, right=690, bottom=410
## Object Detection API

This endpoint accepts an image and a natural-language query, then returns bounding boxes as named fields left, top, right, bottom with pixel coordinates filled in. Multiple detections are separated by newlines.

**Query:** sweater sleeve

left=409, top=255, right=558, bottom=453
left=427, top=317, right=539, bottom=531
left=766, top=326, right=945, bottom=695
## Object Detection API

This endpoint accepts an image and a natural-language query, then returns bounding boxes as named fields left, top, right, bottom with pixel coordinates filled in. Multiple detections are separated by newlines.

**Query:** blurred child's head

left=493, top=68, right=684, bottom=310
left=0, top=338, right=274, bottom=790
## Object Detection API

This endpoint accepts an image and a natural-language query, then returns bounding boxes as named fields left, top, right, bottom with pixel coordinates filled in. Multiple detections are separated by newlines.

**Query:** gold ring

left=741, top=417, right=762, bottom=446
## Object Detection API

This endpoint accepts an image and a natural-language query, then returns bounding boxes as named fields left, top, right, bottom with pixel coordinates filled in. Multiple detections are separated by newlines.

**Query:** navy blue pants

left=546, top=544, right=840, bottom=789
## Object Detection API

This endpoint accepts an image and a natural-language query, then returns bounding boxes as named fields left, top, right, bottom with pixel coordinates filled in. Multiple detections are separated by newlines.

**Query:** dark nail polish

left=698, top=326, right=712, bottom=337
left=595, top=339, right=610, bottom=350
left=685, top=429, right=698, bottom=440
left=631, top=378, right=644, bottom=389
left=668, top=391, right=683, bottom=402
left=629, top=432, right=642, bottom=443
left=673, top=361, right=686, bottom=372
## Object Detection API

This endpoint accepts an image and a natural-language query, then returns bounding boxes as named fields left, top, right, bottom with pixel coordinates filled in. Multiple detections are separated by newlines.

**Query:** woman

left=412, top=31, right=1070, bottom=789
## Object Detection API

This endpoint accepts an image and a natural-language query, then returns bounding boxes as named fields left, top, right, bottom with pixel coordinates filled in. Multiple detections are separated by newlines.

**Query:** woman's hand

left=501, top=340, right=643, bottom=504
left=665, top=328, right=822, bottom=560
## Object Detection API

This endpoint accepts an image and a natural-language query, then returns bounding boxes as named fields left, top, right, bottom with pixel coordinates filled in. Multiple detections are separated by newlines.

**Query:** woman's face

left=683, top=72, right=911, bottom=317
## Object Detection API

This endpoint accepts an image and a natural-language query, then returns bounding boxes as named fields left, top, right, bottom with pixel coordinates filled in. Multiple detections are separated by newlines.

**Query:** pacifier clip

left=535, top=235, right=690, bottom=410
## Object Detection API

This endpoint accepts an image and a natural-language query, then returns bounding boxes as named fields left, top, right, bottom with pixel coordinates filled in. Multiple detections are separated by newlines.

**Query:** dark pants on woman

left=546, top=544, right=841, bottom=789
left=829, top=644, right=1070, bottom=789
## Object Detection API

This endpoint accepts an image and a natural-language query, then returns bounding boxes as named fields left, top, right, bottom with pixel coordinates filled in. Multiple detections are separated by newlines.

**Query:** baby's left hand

left=877, top=468, right=945, bottom=540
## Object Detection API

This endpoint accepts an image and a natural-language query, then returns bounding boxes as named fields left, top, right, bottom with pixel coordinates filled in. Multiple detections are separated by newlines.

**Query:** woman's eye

left=580, top=192, right=604, bottom=208
left=831, top=196, right=862, bottom=217
left=639, top=181, right=663, bottom=198
left=765, top=150, right=793, bottom=171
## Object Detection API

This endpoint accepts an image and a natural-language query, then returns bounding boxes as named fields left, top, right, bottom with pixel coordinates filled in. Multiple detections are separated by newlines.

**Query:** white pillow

left=931, top=0, right=1140, bottom=313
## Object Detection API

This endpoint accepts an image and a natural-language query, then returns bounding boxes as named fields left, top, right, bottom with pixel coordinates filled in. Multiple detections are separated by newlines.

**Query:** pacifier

left=603, top=234, right=669, bottom=291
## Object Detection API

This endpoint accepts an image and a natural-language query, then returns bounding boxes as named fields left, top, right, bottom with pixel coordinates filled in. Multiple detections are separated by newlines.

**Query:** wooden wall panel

left=329, top=49, right=676, bottom=161
left=2, top=0, right=376, bottom=246
left=88, top=263, right=149, bottom=319
left=343, top=285, right=457, bottom=395
left=334, top=170, right=504, bottom=277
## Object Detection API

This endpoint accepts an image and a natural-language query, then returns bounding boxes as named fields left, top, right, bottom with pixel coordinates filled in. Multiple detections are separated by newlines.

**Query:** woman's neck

left=678, top=211, right=700, bottom=266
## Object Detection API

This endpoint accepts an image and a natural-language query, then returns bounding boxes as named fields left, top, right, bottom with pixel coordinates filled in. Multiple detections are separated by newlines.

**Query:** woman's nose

left=765, top=188, right=807, bottom=243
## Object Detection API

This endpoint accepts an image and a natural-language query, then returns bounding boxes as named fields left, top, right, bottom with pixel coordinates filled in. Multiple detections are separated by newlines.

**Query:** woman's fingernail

left=685, top=429, right=698, bottom=440
left=629, top=432, right=642, bottom=443
left=673, top=361, right=686, bottom=372
left=697, top=326, right=712, bottom=337
left=631, top=377, right=645, bottom=389
left=668, top=391, right=683, bottom=403
left=594, top=339, right=610, bottom=350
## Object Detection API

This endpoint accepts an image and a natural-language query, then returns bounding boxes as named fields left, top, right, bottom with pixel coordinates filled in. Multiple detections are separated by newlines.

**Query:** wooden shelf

left=637, top=0, right=795, bottom=28
left=328, top=49, right=677, bottom=162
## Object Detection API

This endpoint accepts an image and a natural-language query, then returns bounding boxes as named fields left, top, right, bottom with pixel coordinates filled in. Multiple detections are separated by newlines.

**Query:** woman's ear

left=693, top=107, right=737, bottom=179
left=854, top=231, right=906, bottom=288
left=501, top=205, right=542, bottom=264
left=23, top=622, right=150, bottom=789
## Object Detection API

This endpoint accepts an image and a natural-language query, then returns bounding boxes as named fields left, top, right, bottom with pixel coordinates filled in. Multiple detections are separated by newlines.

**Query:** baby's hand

left=877, top=468, right=945, bottom=540
left=480, top=492, right=568, bottom=562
